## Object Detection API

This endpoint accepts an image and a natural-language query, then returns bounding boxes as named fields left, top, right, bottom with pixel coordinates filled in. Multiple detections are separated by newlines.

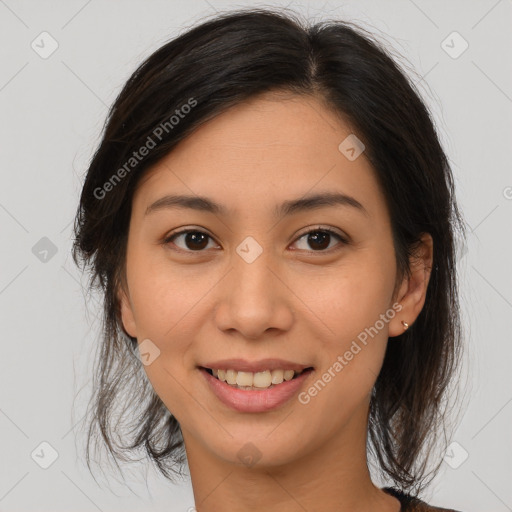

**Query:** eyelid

left=162, top=225, right=349, bottom=254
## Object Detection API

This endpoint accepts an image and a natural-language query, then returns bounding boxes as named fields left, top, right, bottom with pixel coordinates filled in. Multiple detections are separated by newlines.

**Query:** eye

left=163, top=229, right=219, bottom=252
left=162, top=226, right=348, bottom=254
left=291, top=227, right=348, bottom=253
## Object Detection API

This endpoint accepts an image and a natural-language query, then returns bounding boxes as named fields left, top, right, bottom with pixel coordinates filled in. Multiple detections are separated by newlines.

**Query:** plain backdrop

left=0, top=1, right=511, bottom=511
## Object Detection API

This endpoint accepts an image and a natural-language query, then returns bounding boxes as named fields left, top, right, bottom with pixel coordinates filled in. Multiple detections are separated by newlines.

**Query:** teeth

left=271, top=369, right=284, bottom=384
left=236, top=371, right=255, bottom=387
left=226, top=369, right=237, bottom=385
left=283, top=370, right=295, bottom=381
left=210, top=368, right=300, bottom=389
left=253, top=370, right=272, bottom=387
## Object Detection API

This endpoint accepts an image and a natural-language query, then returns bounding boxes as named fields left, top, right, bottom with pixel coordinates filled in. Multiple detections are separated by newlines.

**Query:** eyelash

left=162, top=226, right=349, bottom=255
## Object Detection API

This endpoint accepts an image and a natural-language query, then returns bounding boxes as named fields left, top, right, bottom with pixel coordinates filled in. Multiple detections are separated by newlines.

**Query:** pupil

left=186, top=232, right=208, bottom=250
left=309, top=231, right=330, bottom=250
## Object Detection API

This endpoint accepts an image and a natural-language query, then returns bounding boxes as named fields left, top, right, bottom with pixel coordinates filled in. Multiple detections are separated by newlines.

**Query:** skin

left=118, top=91, right=433, bottom=512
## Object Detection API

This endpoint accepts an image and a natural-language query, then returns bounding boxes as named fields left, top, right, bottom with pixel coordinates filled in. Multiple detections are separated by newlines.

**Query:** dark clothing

left=383, top=487, right=463, bottom=512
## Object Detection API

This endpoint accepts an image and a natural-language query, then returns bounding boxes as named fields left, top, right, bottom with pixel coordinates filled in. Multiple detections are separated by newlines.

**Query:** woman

left=73, top=8, right=467, bottom=511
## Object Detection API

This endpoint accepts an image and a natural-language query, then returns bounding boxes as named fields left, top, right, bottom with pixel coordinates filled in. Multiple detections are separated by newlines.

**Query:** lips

left=200, top=365, right=315, bottom=412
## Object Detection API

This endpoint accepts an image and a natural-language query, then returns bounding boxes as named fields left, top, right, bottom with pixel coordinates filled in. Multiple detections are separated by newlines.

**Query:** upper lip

left=200, top=358, right=313, bottom=373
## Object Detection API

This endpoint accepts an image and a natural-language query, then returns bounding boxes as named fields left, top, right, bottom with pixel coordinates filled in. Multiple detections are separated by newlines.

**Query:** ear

left=388, top=232, right=434, bottom=337
left=117, top=283, right=138, bottom=339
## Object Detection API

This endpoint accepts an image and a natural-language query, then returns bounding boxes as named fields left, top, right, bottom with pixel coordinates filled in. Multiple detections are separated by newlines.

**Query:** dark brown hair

left=72, top=7, right=467, bottom=496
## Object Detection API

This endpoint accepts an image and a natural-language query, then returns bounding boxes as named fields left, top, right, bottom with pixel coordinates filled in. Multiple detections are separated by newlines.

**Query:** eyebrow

left=145, top=191, right=369, bottom=219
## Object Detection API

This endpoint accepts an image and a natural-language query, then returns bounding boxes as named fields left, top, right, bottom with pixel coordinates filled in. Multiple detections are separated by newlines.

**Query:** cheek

left=125, top=255, right=198, bottom=417
left=294, top=250, right=396, bottom=342
left=295, top=251, right=395, bottom=401
left=126, top=242, right=208, bottom=339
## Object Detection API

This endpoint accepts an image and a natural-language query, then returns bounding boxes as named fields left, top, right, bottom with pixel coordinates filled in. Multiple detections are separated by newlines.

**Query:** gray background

left=1, top=0, right=511, bottom=511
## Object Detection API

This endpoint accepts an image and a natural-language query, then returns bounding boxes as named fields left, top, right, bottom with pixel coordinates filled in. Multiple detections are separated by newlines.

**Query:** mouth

left=199, top=364, right=316, bottom=412
left=199, top=366, right=314, bottom=391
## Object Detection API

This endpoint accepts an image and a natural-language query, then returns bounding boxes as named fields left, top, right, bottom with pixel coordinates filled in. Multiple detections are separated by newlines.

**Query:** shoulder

left=382, top=487, right=464, bottom=512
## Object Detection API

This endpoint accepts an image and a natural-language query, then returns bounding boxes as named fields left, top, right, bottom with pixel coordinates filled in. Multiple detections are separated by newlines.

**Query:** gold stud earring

left=401, top=321, right=409, bottom=330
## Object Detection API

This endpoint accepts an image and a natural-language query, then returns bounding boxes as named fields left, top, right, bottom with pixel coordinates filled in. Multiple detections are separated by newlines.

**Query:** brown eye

left=164, top=230, right=217, bottom=251
left=292, top=228, right=348, bottom=253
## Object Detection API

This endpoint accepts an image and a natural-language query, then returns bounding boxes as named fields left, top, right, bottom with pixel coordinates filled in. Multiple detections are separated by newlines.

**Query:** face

left=118, top=91, right=432, bottom=470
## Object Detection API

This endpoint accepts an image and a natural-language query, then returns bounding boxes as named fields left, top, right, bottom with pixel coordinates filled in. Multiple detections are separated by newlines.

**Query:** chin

left=203, top=430, right=307, bottom=469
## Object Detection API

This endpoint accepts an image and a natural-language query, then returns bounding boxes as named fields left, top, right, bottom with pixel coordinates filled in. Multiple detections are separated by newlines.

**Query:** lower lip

left=200, top=367, right=314, bottom=413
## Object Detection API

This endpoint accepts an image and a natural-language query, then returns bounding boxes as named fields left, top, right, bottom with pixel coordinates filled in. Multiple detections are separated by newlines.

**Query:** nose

left=213, top=249, right=294, bottom=340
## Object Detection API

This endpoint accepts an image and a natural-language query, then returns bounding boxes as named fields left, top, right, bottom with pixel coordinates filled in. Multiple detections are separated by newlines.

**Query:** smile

left=204, top=367, right=311, bottom=390
left=199, top=366, right=315, bottom=413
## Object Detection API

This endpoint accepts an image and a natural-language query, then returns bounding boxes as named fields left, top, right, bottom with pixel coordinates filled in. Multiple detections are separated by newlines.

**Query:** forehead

left=133, top=92, right=387, bottom=223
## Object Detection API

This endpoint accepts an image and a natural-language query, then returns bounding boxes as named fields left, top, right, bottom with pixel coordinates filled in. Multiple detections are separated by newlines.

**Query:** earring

left=401, top=321, right=409, bottom=330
